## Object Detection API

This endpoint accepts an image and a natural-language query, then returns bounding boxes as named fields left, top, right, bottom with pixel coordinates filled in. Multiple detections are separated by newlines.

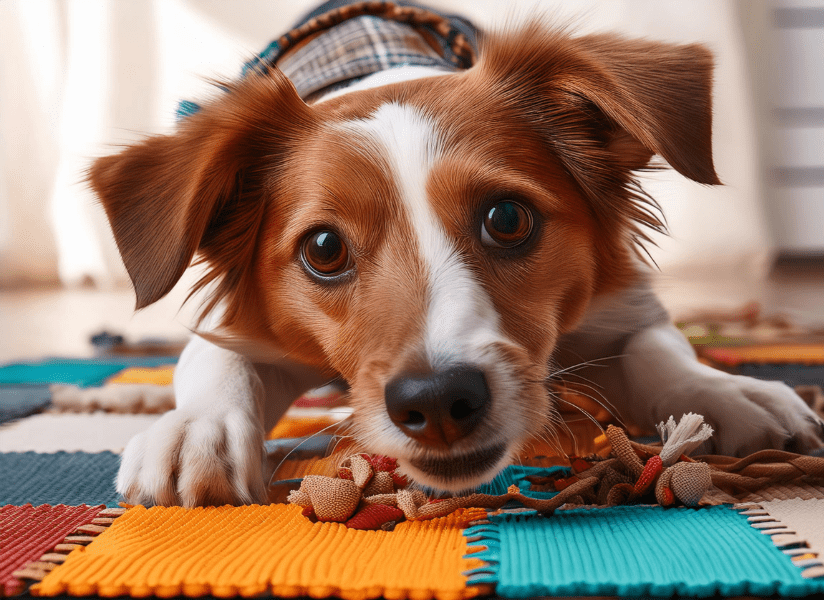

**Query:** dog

left=90, top=1, right=824, bottom=507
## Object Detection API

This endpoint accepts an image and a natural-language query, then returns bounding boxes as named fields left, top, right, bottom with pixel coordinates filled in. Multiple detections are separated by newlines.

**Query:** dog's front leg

left=620, top=323, right=824, bottom=456
left=116, top=335, right=324, bottom=507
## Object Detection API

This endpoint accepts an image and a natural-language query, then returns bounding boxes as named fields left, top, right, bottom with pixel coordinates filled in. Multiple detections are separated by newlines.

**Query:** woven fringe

left=10, top=507, right=125, bottom=590
left=735, top=500, right=824, bottom=579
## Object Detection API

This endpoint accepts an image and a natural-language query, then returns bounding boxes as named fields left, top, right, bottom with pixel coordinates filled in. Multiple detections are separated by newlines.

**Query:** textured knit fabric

left=0, top=504, right=103, bottom=596
left=702, top=344, right=824, bottom=367
left=49, top=383, right=174, bottom=414
left=737, top=364, right=824, bottom=389
left=106, top=365, right=175, bottom=385
left=756, top=498, right=824, bottom=578
left=0, top=361, right=125, bottom=388
left=742, top=482, right=824, bottom=502
left=0, top=413, right=160, bottom=453
left=0, top=452, right=121, bottom=507
left=0, top=385, right=51, bottom=424
left=0, top=357, right=178, bottom=387
left=464, top=505, right=824, bottom=597
left=32, top=504, right=486, bottom=599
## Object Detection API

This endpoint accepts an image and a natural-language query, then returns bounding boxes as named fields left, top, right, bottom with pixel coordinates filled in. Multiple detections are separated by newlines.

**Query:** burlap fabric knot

left=288, top=413, right=824, bottom=529
left=542, top=413, right=715, bottom=508
left=545, top=414, right=824, bottom=506
left=287, top=451, right=608, bottom=530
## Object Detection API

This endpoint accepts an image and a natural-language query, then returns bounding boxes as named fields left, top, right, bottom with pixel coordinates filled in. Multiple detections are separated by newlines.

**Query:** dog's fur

left=91, top=18, right=824, bottom=506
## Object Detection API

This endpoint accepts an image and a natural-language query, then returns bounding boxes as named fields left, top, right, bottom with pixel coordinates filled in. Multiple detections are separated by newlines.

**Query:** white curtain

left=0, top=0, right=774, bottom=289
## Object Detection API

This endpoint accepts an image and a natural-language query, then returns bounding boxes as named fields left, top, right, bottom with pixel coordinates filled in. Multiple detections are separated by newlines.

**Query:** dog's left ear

left=479, top=23, right=720, bottom=187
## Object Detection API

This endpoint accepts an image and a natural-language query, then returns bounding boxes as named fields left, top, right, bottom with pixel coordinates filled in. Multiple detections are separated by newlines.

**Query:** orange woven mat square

left=700, top=343, right=824, bottom=367
left=106, top=365, right=175, bottom=386
left=31, top=504, right=487, bottom=599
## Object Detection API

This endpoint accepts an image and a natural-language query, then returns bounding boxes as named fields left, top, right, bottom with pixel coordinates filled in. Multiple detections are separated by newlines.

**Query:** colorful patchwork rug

left=3, top=352, right=824, bottom=598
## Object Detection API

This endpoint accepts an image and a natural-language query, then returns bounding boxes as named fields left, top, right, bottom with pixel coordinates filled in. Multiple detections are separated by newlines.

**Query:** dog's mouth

left=407, top=442, right=507, bottom=483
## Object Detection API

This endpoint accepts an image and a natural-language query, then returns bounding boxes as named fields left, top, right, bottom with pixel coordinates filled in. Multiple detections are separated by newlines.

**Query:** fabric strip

left=740, top=498, right=824, bottom=579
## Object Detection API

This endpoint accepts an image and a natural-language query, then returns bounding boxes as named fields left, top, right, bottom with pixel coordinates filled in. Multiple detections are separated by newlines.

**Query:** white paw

left=655, top=373, right=824, bottom=457
left=116, top=407, right=266, bottom=507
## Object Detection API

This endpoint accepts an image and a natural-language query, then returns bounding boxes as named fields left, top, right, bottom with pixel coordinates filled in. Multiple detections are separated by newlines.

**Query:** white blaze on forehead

left=339, top=102, right=504, bottom=366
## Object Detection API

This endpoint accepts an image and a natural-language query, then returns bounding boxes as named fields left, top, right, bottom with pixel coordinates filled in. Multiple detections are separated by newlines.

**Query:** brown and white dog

left=90, top=8, right=824, bottom=507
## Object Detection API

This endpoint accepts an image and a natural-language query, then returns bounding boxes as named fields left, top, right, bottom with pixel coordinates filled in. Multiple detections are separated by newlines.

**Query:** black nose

left=384, top=366, right=491, bottom=448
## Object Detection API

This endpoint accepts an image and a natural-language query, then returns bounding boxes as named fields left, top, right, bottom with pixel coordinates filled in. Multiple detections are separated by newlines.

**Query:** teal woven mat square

left=0, top=356, right=178, bottom=387
left=464, top=504, right=824, bottom=597
left=0, top=452, right=121, bottom=507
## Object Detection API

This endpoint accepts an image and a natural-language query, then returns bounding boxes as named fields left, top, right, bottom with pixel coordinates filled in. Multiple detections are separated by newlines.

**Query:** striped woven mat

left=30, top=505, right=487, bottom=599
left=3, top=357, right=824, bottom=597
left=0, top=505, right=104, bottom=597
left=464, top=504, right=824, bottom=597
left=0, top=452, right=121, bottom=507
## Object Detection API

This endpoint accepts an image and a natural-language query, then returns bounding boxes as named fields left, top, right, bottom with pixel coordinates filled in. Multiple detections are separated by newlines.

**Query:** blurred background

left=1, top=0, right=823, bottom=362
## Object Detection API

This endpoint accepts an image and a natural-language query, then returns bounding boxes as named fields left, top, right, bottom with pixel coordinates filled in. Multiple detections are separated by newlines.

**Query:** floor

left=2, top=259, right=823, bottom=364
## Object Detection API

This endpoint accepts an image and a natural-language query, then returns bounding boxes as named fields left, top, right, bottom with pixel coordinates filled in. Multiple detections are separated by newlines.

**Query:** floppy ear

left=479, top=22, right=720, bottom=190
left=89, top=67, right=311, bottom=310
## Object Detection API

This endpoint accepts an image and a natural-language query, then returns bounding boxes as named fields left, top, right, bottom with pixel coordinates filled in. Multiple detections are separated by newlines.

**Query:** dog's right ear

left=89, top=67, right=312, bottom=310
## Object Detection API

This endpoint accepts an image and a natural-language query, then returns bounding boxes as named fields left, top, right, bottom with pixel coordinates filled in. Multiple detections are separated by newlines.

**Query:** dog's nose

left=384, top=366, right=491, bottom=448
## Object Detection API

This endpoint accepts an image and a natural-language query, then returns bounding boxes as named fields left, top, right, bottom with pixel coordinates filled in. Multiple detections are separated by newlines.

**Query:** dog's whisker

left=544, top=430, right=569, bottom=461
left=546, top=354, right=629, bottom=379
left=545, top=374, right=629, bottom=430
left=268, top=419, right=352, bottom=487
left=552, top=412, right=579, bottom=456
left=552, top=381, right=630, bottom=431
left=555, top=398, right=606, bottom=437
left=528, top=426, right=568, bottom=461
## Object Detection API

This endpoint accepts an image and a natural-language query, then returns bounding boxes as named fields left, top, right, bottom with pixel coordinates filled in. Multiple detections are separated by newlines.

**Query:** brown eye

left=302, top=230, right=351, bottom=276
left=481, top=200, right=533, bottom=248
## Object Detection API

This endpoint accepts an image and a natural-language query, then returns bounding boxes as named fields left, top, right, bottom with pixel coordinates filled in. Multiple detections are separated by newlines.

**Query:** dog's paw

left=662, top=373, right=824, bottom=456
left=116, top=407, right=266, bottom=507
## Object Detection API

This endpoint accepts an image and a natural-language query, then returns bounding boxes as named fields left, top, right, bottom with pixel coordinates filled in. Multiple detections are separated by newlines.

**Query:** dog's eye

left=302, top=230, right=351, bottom=276
left=481, top=200, right=533, bottom=248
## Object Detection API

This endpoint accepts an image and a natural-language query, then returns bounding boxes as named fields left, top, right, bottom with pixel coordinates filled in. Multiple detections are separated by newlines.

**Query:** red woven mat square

left=0, top=504, right=103, bottom=596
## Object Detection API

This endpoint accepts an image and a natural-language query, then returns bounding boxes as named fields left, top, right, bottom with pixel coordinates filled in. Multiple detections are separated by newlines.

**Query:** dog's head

left=91, top=21, right=718, bottom=492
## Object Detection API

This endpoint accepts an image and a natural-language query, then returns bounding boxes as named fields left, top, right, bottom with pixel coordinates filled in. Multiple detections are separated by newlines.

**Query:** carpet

left=464, top=504, right=824, bottom=597
left=4, top=352, right=824, bottom=598
left=31, top=504, right=488, bottom=599
left=0, top=385, right=51, bottom=425
left=0, top=414, right=161, bottom=453
left=0, top=357, right=177, bottom=388
left=0, top=504, right=103, bottom=597
left=0, top=452, right=121, bottom=507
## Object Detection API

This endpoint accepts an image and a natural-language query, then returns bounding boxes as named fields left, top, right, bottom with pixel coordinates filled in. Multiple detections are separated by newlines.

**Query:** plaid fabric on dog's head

left=276, top=16, right=455, bottom=98
left=177, top=1, right=477, bottom=119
